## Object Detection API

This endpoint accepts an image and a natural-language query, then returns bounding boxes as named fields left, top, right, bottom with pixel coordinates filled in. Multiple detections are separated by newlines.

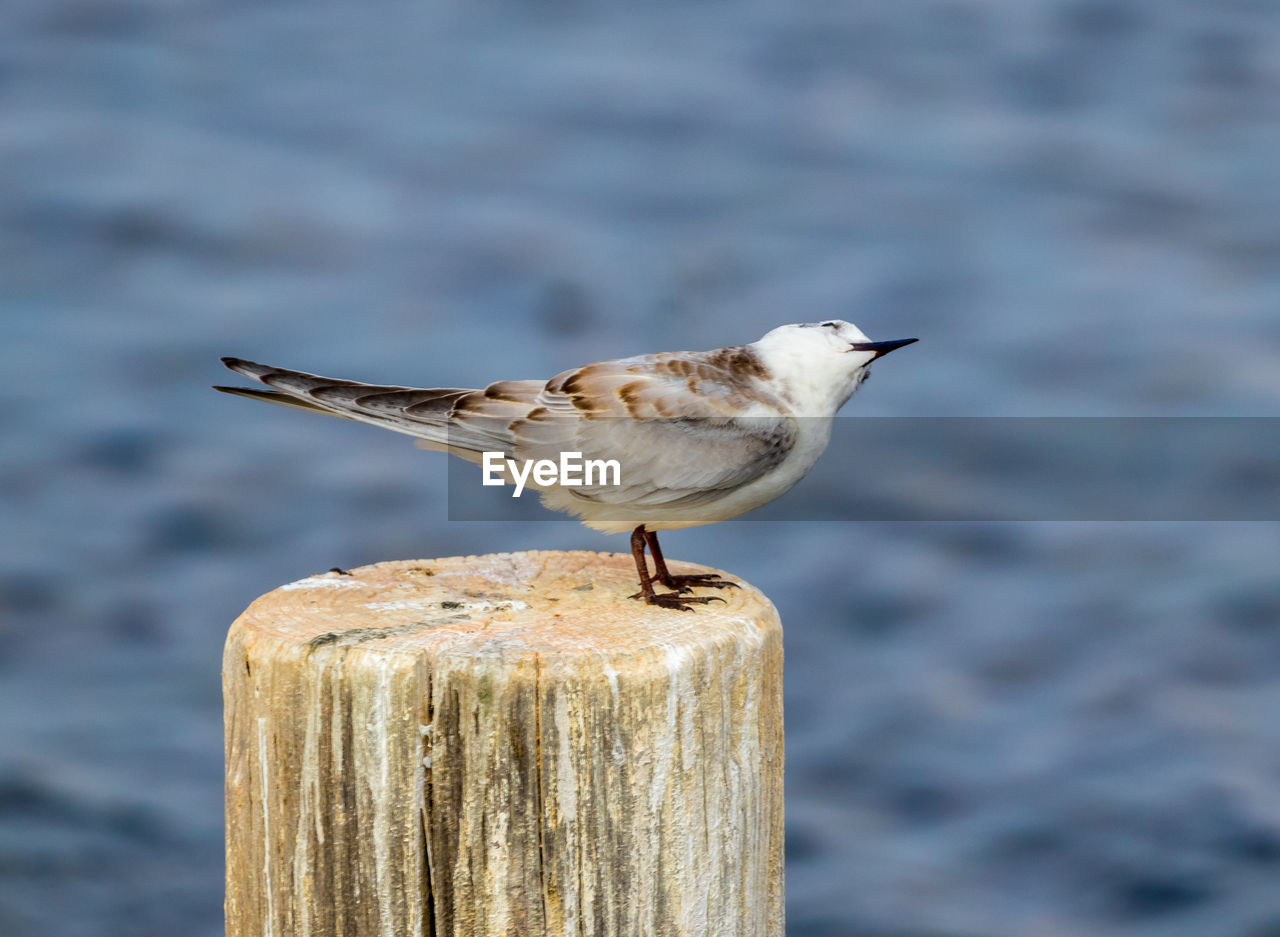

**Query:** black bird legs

left=629, top=524, right=738, bottom=611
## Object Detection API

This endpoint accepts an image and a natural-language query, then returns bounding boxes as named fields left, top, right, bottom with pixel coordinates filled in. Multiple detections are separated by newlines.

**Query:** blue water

left=3, top=1, right=1280, bottom=934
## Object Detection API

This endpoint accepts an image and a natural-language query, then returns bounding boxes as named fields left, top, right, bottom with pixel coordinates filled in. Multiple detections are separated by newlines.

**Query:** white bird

left=216, top=321, right=916, bottom=609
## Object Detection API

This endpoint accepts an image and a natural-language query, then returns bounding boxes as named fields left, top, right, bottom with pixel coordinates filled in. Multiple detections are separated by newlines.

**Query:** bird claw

left=644, top=592, right=727, bottom=612
left=663, top=573, right=739, bottom=594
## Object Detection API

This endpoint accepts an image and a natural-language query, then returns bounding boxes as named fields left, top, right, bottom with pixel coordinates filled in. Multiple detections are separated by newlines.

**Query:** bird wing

left=500, top=349, right=798, bottom=508
left=216, top=348, right=798, bottom=508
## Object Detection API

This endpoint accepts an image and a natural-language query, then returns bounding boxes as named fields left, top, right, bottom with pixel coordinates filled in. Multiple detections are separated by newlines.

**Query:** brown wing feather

left=512, top=347, right=796, bottom=507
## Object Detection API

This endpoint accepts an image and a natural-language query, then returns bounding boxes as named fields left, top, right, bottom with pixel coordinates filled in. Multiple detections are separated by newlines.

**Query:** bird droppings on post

left=278, top=574, right=365, bottom=591
left=306, top=616, right=471, bottom=649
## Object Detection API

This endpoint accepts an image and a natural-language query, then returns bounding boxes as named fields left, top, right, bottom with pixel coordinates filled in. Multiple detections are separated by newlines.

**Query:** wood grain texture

left=224, top=550, right=783, bottom=937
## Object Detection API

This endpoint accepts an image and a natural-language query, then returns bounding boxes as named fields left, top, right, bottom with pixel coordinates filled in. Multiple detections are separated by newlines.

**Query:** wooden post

left=224, top=550, right=784, bottom=937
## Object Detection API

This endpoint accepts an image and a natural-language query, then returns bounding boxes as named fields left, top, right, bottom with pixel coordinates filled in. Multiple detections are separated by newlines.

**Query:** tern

left=216, top=321, right=916, bottom=610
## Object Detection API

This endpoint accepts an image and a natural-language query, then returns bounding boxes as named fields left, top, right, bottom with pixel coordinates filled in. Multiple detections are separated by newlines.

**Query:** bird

left=215, top=321, right=916, bottom=610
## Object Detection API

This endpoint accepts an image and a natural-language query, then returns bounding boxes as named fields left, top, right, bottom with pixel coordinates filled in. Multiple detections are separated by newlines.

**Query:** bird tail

left=214, top=357, right=474, bottom=445
left=212, top=383, right=334, bottom=415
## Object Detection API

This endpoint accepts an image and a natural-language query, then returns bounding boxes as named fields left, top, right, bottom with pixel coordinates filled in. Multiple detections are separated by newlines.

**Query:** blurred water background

left=3, top=1, right=1280, bottom=935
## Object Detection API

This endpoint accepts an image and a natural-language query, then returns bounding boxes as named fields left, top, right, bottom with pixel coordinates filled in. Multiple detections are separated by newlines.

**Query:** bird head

left=753, top=320, right=917, bottom=413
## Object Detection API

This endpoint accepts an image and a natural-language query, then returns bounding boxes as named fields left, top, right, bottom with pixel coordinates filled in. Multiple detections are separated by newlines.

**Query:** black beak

left=847, top=337, right=918, bottom=358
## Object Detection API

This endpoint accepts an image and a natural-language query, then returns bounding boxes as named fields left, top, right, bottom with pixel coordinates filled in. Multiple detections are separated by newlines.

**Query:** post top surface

left=232, top=551, right=778, bottom=664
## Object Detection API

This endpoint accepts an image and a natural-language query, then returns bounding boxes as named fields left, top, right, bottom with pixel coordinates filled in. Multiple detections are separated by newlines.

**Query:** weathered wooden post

left=224, top=550, right=784, bottom=936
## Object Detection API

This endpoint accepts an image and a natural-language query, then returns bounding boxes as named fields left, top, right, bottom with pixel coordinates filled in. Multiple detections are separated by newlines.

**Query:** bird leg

left=644, top=528, right=739, bottom=594
left=629, top=525, right=726, bottom=611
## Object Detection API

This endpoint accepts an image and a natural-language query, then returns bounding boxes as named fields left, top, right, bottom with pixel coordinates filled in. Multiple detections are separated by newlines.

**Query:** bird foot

left=638, top=591, right=727, bottom=612
left=662, top=573, right=739, bottom=594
